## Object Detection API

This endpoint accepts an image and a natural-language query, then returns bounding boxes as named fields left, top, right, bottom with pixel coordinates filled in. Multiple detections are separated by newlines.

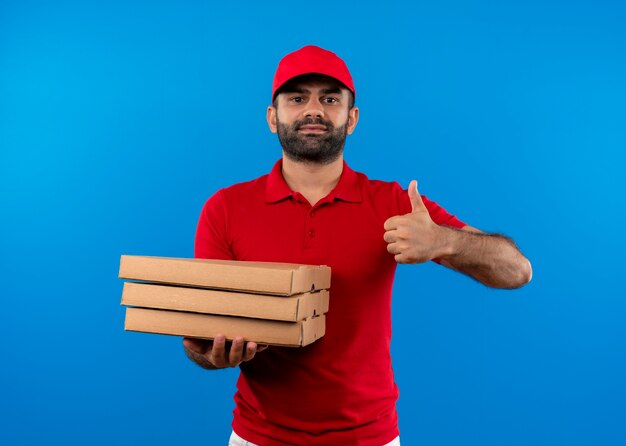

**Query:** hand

left=383, top=180, right=449, bottom=264
left=182, top=335, right=268, bottom=369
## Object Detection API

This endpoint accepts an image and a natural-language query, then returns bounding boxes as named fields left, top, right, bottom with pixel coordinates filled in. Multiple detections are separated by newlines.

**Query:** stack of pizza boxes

left=119, top=255, right=330, bottom=347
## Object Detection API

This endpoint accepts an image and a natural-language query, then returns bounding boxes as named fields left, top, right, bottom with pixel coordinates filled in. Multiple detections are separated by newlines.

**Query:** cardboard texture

left=124, top=307, right=326, bottom=347
left=119, top=255, right=331, bottom=296
left=122, top=282, right=329, bottom=322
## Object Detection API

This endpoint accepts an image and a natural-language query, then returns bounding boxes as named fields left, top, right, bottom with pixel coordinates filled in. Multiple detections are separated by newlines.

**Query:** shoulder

left=203, top=172, right=269, bottom=204
left=220, top=174, right=268, bottom=195
left=351, top=167, right=404, bottom=194
left=349, top=167, right=409, bottom=215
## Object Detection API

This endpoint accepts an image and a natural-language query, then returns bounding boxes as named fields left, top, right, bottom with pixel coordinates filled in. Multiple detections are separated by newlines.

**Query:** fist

left=383, top=180, right=446, bottom=264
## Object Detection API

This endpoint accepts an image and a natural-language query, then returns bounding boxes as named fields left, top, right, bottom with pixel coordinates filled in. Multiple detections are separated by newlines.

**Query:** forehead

left=277, top=74, right=349, bottom=95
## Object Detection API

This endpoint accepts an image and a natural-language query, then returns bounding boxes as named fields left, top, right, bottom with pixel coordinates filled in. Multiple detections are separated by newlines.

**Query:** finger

left=242, top=342, right=258, bottom=362
left=408, top=180, right=427, bottom=212
left=384, top=216, right=400, bottom=231
left=209, top=334, right=227, bottom=366
left=229, top=337, right=245, bottom=366
left=386, top=242, right=401, bottom=255
left=383, top=229, right=398, bottom=244
left=257, top=344, right=269, bottom=352
left=394, top=253, right=408, bottom=264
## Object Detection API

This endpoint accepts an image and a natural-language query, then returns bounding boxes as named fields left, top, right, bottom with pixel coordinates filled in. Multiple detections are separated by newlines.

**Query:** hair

left=273, top=73, right=355, bottom=109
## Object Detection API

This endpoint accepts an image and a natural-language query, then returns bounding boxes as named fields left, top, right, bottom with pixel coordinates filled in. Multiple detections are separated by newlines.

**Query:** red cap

left=272, top=45, right=355, bottom=101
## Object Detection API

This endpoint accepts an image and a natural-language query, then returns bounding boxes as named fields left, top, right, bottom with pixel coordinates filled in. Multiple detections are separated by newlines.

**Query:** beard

left=277, top=116, right=348, bottom=165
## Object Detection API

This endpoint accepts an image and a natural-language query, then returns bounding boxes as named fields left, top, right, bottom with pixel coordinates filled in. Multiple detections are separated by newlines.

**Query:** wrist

left=435, top=225, right=462, bottom=261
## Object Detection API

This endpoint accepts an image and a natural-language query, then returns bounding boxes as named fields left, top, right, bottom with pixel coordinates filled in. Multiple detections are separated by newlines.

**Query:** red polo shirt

left=195, top=159, right=465, bottom=445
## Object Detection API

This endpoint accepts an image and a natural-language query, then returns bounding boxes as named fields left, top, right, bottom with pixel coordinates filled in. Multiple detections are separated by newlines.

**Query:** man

left=183, top=45, right=532, bottom=446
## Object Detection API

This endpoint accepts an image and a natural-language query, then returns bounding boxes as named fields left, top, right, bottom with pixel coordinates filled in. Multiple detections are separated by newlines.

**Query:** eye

left=323, top=97, right=339, bottom=104
left=290, top=96, right=304, bottom=103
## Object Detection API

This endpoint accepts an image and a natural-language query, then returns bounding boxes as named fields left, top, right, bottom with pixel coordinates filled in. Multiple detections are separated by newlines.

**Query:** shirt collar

left=266, top=158, right=362, bottom=204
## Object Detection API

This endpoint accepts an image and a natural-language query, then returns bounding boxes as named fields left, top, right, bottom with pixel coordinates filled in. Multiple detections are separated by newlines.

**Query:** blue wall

left=1, top=1, right=625, bottom=444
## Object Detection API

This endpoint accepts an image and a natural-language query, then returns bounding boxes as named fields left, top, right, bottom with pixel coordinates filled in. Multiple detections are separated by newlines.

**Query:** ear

left=267, top=105, right=278, bottom=134
left=346, top=106, right=359, bottom=135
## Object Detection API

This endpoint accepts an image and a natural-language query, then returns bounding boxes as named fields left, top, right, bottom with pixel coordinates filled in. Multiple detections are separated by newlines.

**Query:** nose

left=303, top=98, right=324, bottom=118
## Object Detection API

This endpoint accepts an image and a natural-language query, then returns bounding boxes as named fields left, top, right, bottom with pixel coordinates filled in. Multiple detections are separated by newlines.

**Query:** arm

left=434, top=225, right=531, bottom=288
left=384, top=180, right=532, bottom=289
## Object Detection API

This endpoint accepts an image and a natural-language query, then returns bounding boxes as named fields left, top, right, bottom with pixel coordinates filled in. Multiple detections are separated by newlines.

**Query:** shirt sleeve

left=421, top=194, right=466, bottom=229
left=194, top=189, right=235, bottom=260
left=396, top=185, right=466, bottom=229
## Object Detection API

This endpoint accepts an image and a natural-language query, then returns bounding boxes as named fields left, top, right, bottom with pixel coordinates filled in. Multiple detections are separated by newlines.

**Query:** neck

left=281, top=155, right=344, bottom=206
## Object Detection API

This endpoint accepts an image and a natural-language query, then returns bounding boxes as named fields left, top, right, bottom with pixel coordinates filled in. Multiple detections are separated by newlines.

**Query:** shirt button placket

left=304, top=207, right=317, bottom=249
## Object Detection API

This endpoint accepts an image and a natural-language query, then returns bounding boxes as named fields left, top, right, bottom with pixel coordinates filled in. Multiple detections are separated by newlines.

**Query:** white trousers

left=228, top=430, right=401, bottom=446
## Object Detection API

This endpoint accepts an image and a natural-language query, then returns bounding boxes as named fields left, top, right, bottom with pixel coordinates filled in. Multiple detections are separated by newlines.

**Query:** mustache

left=294, top=117, right=334, bottom=130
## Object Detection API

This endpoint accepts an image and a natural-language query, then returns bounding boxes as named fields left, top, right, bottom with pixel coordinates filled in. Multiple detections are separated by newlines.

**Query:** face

left=267, top=77, right=359, bottom=165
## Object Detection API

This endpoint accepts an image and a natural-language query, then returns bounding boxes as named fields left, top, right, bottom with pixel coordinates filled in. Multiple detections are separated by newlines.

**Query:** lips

left=298, top=125, right=327, bottom=133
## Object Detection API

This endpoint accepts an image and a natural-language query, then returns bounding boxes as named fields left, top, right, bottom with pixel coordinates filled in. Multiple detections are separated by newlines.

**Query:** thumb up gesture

left=383, top=180, right=449, bottom=264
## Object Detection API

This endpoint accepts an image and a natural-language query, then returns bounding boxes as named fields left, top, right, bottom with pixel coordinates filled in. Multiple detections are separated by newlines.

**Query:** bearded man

left=183, top=45, right=532, bottom=446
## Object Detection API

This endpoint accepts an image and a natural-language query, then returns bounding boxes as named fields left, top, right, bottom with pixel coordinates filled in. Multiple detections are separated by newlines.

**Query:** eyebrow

left=320, top=87, right=342, bottom=95
left=282, top=86, right=343, bottom=95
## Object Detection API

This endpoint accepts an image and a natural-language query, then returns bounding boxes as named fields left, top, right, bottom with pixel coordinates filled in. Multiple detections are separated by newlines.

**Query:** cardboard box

left=124, top=307, right=326, bottom=347
left=119, top=255, right=331, bottom=296
left=121, top=282, right=329, bottom=322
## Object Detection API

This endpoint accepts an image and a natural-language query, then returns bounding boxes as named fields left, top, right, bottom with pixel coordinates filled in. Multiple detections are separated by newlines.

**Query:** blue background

left=1, top=0, right=625, bottom=444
